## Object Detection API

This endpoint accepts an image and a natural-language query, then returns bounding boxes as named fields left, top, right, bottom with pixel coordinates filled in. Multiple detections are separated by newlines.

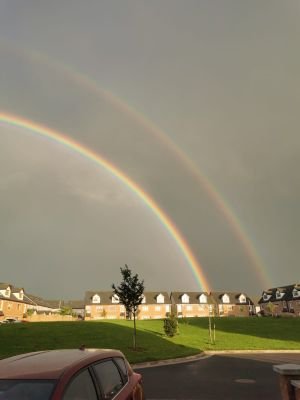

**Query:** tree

left=112, top=265, right=144, bottom=350
left=59, top=306, right=72, bottom=316
left=163, top=313, right=178, bottom=337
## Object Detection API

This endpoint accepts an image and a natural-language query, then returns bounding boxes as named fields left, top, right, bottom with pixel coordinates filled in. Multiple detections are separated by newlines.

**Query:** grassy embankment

left=0, top=317, right=299, bottom=363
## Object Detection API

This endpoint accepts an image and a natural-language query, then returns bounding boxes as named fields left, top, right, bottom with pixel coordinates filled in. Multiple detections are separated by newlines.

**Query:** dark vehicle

left=0, top=348, right=144, bottom=400
left=0, top=318, right=20, bottom=324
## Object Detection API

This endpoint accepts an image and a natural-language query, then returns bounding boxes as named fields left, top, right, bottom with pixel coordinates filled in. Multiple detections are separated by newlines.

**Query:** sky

left=0, top=0, right=299, bottom=299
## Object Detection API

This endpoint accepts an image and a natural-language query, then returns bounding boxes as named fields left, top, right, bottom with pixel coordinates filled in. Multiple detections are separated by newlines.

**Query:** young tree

left=112, top=265, right=144, bottom=350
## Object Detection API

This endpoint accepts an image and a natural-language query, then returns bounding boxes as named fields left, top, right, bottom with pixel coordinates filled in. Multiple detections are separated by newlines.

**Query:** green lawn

left=0, top=317, right=299, bottom=363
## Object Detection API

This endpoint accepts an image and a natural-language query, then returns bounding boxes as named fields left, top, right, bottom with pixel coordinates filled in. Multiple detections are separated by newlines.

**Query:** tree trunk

left=133, top=311, right=136, bottom=350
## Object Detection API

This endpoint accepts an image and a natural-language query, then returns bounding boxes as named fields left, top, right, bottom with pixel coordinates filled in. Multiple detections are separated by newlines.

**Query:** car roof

left=0, top=349, right=125, bottom=379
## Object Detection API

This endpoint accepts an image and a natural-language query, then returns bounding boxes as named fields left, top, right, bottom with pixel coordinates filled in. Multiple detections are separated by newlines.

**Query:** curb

left=132, top=352, right=207, bottom=369
left=133, top=350, right=300, bottom=369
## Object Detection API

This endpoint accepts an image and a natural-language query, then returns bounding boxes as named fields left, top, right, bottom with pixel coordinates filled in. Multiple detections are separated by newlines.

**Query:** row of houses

left=1, top=282, right=299, bottom=321
left=258, top=284, right=300, bottom=316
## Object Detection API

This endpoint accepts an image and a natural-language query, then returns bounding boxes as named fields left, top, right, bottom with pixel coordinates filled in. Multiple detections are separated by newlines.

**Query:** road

left=135, top=353, right=300, bottom=400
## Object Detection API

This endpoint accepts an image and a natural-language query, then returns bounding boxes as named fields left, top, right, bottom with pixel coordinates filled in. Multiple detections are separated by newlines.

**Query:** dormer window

left=181, top=294, right=189, bottom=304
left=263, top=293, right=271, bottom=301
left=141, top=295, right=146, bottom=304
left=19, top=290, right=24, bottom=300
left=156, top=294, right=164, bottom=304
left=199, top=294, right=207, bottom=304
left=276, top=290, right=284, bottom=300
left=222, top=294, right=230, bottom=304
left=112, top=294, right=119, bottom=304
left=293, top=289, right=300, bottom=298
left=92, top=294, right=100, bottom=304
left=4, top=288, right=11, bottom=297
left=239, top=294, right=246, bottom=303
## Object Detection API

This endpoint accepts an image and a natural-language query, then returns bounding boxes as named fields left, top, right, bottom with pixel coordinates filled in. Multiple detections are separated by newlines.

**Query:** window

left=156, top=294, right=164, bottom=304
left=199, top=294, right=207, bottom=304
left=181, top=294, right=189, bottom=304
left=111, top=295, right=119, bottom=304
left=92, top=294, right=100, bottom=304
left=165, top=304, right=170, bottom=312
left=140, top=295, right=146, bottom=304
left=63, top=369, right=97, bottom=400
left=0, top=379, right=55, bottom=400
left=239, top=294, right=246, bottom=303
left=142, top=306, right=148, bottom=311
left=186, top=305, right=192, bottom=311
left=93, top=360, right=123, bottom=400
left=293, top=289, right=300, bottom=298
left=177, top=304, right=182, bottom=312
left=114, top=357, right=128, bottom=383
left=222, top=294, right=230, bottom=304
left=155, top=306, right=161, bottom=311
left=263, top=293, right=271, bottom=301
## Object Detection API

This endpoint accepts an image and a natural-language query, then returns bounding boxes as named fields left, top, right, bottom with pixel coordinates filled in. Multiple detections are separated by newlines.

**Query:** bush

left=163, top=314, right=178, bottom=337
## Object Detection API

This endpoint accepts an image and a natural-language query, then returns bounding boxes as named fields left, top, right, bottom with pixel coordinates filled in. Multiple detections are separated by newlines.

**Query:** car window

left=93, top=360, right=123, bottom=400
left=114, top=358, right=128, bottom=383
left=62, top=369, right=98, bottom=400
left=0, top=379, right=55, bottom=400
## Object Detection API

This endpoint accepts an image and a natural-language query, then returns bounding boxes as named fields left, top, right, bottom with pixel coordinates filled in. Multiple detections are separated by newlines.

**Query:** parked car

left=0, top=348, right=144, bottom=400
left=0, top=318, right=21, bottom=324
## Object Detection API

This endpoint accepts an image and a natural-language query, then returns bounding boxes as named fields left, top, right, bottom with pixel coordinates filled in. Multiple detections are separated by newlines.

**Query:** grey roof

left=24, top=294, right=61, bottom=309
left=84, top=291, right=170, bottom=305
left=258, top=284, right=300, bottom=304
left=0, top=283, right=11, bottom=290
left=170, top=292, right=210, bottom=304
left=64, top=300, right=85, bottom=309
left=141, top=292, right=170, bottom=304
left=210, top=292, right=254, bottom=305
left=0, top=283, right=31, bottom=305
left=85, top=291, right=117, bottom=305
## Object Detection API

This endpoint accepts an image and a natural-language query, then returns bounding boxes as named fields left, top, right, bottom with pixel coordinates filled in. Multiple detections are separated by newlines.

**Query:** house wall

left=86, top=304, right=125, bottom=320
left=138, top=304, right=171, bottom=319
left=217, top=304, right=250, bottom=317
left=0, top=299, right=27, bottom=320
left=176, top=303, right=210, bottom=318
left=260, top=299, right=300, bottom=316
left=289, top=299, right=300, bottom=315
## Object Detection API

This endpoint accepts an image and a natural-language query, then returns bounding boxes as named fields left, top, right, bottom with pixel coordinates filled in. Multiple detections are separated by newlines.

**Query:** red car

left=0, top=348, right=144, bottom=400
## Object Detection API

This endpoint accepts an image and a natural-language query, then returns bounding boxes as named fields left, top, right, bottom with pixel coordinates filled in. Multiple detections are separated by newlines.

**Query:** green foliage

left=0, top=318, right=300, bottom=363
left=59, top=306, right=72, bottom=316
left=112, top=265, right=144, bottom=316
left=112, top=264, right=144, bottom=349
left=24, top=308, right=35, bottom=318
left=164, top=314, right=178, bottom=337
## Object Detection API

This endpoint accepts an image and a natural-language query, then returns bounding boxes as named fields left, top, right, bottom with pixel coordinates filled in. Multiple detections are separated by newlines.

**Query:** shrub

left=163, top=313, right=178, bottom=337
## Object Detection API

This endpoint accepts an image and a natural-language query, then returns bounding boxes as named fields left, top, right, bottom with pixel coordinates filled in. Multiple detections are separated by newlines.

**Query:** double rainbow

left=0, top=112, right=211, bottom=292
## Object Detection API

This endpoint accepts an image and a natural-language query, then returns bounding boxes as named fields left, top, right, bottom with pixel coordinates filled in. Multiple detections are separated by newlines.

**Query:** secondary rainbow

left=0, top=112, right=210, bottom=292
left=0, top=39, right=271, bottom=288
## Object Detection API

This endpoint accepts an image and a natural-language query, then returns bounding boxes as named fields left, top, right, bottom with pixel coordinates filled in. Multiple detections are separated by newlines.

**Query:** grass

left=0, top=317, right=299, bottom=363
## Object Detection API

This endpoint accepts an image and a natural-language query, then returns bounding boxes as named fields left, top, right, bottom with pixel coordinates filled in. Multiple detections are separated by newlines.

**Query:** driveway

left=135, top=353, right=300, bottom=400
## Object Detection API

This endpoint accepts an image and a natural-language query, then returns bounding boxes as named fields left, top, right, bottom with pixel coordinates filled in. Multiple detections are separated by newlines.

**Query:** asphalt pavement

left=135, top=352, right=300, bottom=400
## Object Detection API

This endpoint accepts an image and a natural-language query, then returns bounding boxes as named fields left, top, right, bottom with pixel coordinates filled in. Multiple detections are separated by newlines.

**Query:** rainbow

left=0, top=39, right=271, bottom=288
left=0, top=112, right=211, bottom=292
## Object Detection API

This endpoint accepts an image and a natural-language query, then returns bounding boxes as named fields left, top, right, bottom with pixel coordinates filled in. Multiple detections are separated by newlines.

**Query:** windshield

left=0, top=380, right=56, bottom=400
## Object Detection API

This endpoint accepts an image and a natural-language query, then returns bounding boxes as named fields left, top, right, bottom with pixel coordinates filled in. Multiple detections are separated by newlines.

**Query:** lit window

left=199, top=294, right=207, bottom=303
left=222, top=294, right=230, bottom=304
left=92, top=294, right=100, bottom=304
left=156, top=294, right=164, bottom=304
left=181, top=294, right=189, bottom=304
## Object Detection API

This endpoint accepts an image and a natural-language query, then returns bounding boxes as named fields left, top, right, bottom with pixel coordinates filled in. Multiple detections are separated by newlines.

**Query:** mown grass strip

left=0, top=317, right=299, bottom=363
